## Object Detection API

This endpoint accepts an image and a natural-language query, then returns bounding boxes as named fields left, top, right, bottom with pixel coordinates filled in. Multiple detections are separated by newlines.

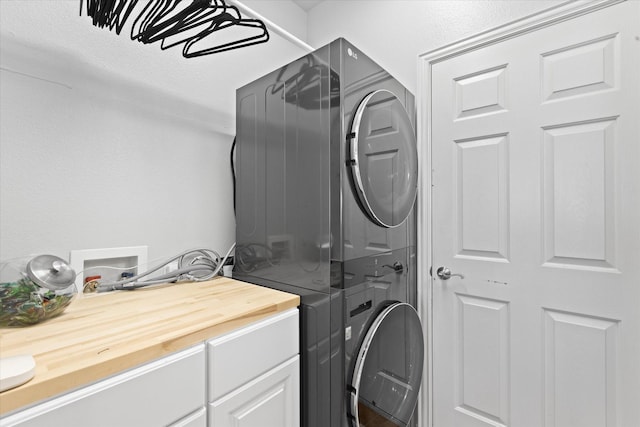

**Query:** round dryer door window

left=349, top=302, right=424, bottom=427
left=349, top=90, right=418, bottom=228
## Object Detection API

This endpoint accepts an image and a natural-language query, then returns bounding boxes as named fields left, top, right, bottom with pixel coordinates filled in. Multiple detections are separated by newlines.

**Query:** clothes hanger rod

left=226, top=0, right=315, bottom=52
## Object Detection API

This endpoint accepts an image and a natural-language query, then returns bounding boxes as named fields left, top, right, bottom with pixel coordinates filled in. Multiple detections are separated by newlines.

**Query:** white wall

left=0, top=0, right=564, bottom=269
left=0, top=38, right=236, bottom=265
left=0, top=0, right=309, bottom=267
left=306, top=0, right=564, bottom=94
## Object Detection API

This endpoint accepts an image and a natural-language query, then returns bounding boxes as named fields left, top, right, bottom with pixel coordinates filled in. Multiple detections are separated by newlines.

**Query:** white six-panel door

left=421, top=1, right=639, bottom=426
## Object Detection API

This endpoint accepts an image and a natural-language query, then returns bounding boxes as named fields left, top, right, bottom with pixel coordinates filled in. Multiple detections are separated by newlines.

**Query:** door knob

left=436, top=267, right=464, bottom=280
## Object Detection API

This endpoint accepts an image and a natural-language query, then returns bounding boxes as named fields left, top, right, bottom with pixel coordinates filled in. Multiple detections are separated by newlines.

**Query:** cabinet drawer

left=1, top=344, right=205, bottom=427
left=209, top=356, right=300, bottom=427
left=207, top=308, right=298, bottom=401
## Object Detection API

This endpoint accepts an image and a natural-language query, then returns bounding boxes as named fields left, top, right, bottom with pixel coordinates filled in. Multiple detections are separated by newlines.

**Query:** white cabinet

left=0, top=344, right=206, bottom=427
left=207, top=309, right=300, bottom=427
left=0, top=308, right=300, bottom=427
left=209, top=356, right=299, bottom=427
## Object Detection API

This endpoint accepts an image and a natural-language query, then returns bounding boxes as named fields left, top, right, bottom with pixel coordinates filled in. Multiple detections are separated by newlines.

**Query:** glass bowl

left=0, top=255, right=77, bottom=327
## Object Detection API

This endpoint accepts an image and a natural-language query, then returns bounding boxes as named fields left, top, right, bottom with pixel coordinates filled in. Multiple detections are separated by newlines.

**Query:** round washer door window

left=349, top=302, right=424, bottom=427
left=349, top=90, right=418, bottom=228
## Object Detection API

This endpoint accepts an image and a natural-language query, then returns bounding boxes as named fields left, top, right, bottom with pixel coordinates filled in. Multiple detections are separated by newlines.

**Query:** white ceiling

left=0, top=1, right=316, bottom=135
left=292, top=0, right=325, bottom=12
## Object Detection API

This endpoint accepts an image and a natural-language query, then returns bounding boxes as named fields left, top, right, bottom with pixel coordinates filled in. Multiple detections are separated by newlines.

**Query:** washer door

left=349, top=302, right=424, bottom=427
left=349, top=90, right=418, bottom=228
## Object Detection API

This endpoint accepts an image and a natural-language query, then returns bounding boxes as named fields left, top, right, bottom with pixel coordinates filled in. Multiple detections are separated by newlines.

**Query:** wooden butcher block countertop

left=0, top=277, right=299, bottom=415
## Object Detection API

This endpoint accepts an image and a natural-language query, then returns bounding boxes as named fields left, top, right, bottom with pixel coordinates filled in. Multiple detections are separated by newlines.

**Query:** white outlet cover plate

left=69, top=246, right=148, bottom=294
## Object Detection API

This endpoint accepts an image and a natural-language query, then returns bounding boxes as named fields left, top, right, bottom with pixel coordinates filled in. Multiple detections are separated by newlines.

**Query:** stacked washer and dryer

left=234, top=38, right=423, bottom=427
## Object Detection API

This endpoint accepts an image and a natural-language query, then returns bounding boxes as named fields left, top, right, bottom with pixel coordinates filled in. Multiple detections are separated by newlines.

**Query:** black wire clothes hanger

left=80, top=0, right=139, bottom=34
left=80, top=0, right=270, bottom=57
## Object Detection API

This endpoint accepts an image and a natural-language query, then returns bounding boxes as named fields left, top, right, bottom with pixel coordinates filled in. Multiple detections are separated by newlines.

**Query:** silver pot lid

left=26, top=255, right=76, bottom=291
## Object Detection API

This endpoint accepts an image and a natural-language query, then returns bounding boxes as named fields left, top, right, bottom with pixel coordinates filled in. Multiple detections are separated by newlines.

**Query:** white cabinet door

left=169, top=407, right=207, bottom=427
left=425, top=1, right=640, bottom=426
left=209, top=356, right=300, bottom=427
left=1, top=345, right=205, bottom=427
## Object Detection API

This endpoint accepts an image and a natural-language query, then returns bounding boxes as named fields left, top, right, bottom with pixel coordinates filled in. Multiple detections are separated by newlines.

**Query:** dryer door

left=349, top=302, right=424, bottom=427
left=348, top=90, right=418, bottom=228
